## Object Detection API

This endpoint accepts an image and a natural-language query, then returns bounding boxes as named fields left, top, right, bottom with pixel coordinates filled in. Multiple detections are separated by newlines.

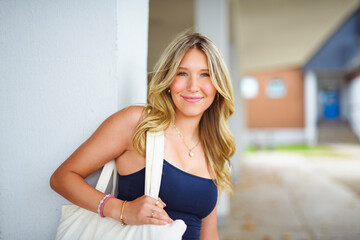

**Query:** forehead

left=178, top=48, right=208, bottom=69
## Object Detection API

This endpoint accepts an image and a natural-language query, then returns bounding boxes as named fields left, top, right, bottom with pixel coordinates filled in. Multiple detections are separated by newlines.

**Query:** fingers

left=146, top=197, right=172, bottom=224
left=153, top=197, right=165, bottom=209
left=149, top=209, right=173, bottom=224
left=150, top=208, right=173, bottom=224
left=147, top=216, right=170, bottom=225
left=122, top=195, right=172, bottom=225
left=157, top=198, right=166, bottom=208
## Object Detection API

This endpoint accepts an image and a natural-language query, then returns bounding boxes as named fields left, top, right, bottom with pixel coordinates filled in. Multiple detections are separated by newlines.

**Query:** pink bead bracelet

left=97, top=194, right=114, bottom=218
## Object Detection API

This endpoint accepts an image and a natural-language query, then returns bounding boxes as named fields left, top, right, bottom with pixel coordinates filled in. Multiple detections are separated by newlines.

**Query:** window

left=241, top=76, right=259, bottom=99
left=266, top=78, right=286, bottom=98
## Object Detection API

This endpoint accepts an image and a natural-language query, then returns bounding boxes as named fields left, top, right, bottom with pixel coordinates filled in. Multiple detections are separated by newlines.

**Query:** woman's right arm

left=50, top=106, right=172, bottom=225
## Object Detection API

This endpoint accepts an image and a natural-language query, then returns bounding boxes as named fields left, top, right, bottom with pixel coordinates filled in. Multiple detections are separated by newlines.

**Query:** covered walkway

left=219, top=144, right=360, bottom=240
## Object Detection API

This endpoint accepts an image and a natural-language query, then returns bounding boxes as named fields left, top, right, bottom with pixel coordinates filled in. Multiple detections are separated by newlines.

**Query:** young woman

left=51, top=31, right=235, bottom=240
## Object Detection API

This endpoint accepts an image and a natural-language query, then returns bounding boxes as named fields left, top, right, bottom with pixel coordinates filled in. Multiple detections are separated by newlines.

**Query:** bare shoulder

left=87, top=105, right=145, bottom=156
left=104, top=105, right=146, bottom=138
left=51, top=105, right=147, bottom=179
left=109, top=105, right=145, bottom=126
left=85, top=105, right=146, bottom=152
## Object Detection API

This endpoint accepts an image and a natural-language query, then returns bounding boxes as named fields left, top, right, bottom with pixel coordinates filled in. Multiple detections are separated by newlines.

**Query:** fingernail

left=163, top=221, right=168, bottom=225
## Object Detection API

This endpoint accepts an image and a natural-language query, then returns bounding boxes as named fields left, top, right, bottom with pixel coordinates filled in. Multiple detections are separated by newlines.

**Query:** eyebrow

left=178, top=67, right=209, bottom=71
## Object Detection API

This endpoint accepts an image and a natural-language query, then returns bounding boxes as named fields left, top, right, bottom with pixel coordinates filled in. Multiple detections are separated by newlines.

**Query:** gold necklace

left=173, top=124, right=200, bottom=157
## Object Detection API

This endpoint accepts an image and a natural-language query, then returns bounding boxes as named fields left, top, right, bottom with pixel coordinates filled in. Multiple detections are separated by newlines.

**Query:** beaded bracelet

left=97, top=194, right=114, bottom=218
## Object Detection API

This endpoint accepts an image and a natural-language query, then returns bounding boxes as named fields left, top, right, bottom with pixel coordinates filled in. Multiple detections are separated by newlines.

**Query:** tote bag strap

left=145, top=131, right=164, bottom=199
left=95, top=160, right=117, bottom=195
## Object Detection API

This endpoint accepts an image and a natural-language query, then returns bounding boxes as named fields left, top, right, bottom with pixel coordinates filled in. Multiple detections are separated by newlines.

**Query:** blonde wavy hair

left=133, top=31, right=235, bottom=194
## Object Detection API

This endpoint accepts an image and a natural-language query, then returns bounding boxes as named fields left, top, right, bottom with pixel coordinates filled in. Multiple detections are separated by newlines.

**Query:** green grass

left=245, top=144, right=349, bottom=158
left=274, top=144, right=329, bottom=152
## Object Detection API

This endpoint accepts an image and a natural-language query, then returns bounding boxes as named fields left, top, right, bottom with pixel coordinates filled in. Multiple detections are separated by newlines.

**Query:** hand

left=122, top=195, right=173, bottom=225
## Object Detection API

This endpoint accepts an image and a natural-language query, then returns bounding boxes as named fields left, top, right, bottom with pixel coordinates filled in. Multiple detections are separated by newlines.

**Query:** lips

left=182, top=96, right=203, bottom=103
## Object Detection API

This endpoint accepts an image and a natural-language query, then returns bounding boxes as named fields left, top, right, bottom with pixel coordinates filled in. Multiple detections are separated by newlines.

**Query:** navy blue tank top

left=117, top=160, right=218, bottom=240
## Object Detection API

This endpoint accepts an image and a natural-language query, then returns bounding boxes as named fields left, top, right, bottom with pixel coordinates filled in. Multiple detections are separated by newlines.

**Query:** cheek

left=203, top=81, right=217, bottom=97
left=169, top=78, right=183, bottom=93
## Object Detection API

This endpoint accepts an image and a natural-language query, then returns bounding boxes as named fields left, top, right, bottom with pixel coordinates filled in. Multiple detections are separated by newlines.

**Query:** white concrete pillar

left=340, top=80, right=349, bottom=120
left=349, top=76, right=360, bottom=141
left=0, top=0, right=149, bottom=238
left=304, top=71, right=318, bottom=146
left=195, top=0, right=237, bottom=227
left=228, top=42, right=245, bottom=182
left=195, top=0, right=229, bottom=64
left=117, top=0, right=149, bottom=109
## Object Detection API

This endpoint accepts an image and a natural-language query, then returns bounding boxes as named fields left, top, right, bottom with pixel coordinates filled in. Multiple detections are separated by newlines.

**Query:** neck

left=173, top=113, right=202, bottom=141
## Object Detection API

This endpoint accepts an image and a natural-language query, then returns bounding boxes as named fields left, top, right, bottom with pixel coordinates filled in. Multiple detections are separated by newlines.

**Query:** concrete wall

left=0, top=0, right=148, bottom=239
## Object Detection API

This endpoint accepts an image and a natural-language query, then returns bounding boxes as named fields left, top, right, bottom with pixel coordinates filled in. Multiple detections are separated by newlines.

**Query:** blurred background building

left=236, top=0, right=360, bottom=147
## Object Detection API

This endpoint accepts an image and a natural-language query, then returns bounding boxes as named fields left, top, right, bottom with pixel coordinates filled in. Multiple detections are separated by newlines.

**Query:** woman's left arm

left=199, top=205, right=219, bottom=240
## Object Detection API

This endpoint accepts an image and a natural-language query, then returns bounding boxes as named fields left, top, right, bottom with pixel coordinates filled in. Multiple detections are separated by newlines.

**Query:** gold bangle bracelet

left=120, top=200, right=127, bottom=226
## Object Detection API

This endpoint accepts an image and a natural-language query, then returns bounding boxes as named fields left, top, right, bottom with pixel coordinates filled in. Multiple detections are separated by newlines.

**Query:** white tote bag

left=56, top=131, right=187, bottom=240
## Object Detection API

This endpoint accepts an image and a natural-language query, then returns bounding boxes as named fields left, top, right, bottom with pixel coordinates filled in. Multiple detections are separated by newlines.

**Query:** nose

left=187, top=74, right=199, bottom=92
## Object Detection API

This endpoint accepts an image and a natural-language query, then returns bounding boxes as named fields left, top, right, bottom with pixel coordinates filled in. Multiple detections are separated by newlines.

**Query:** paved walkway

left=219, top=144, right=360, bottom=240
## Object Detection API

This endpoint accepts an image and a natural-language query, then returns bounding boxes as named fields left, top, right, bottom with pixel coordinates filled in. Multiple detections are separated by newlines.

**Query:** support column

left=0, top=0, right=150, bottom=238
left=349, top=75, right=360, bottom=141
left=305, top=71, right=318, bottom=146
left=117, top=0, right=149, bottom=109
left=195, top=0, right=241, bottom=227
left=195, top=0, right=229, bottom=62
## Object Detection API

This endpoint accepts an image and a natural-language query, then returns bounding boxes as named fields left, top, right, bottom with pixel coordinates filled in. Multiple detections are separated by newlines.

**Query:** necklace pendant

left=189, top=151, right=195, bottom=157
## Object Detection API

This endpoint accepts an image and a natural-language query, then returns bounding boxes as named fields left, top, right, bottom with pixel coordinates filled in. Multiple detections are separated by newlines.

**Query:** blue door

left=322, top=90, right=340, bottom=119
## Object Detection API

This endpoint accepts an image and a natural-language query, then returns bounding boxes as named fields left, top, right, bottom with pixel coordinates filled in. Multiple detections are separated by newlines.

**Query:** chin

left=176, top=108, right=207, bottom=118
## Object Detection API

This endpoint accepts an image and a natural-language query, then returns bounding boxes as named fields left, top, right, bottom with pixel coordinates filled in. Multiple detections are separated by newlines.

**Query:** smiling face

left=169, top=48, right=217, bottom=119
